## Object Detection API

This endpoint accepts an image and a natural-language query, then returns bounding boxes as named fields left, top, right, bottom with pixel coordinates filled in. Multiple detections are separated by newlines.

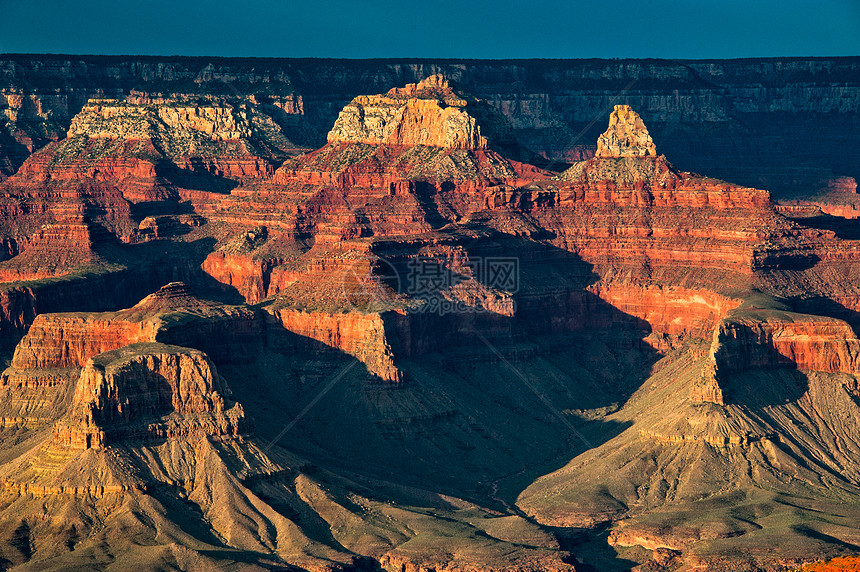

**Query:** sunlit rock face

left=327, top=75, right=488, bottom=150
left=595, top=105, right=657, bottom=158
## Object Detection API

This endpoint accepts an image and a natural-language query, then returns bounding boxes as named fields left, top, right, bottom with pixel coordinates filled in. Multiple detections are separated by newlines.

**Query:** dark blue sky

left=0, top=0, right=857, bottom=59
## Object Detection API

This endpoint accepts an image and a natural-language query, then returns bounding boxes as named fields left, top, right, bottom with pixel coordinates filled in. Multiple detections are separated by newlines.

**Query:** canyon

left=0, top=58, right=857, bottom=571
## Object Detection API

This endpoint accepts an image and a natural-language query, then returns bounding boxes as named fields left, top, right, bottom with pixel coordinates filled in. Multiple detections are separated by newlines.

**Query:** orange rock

left=7, top=282, right=260, bottom=371
left=0, top=216, right=105, bottom=282
left=713, top=312, right=860, bottom=375
left=595, top=104, right=657, bottom=158
left=54, top=342, right=244, bottom=449
left=794, top=556, right=860, bottom=572
left=327, top=75, right=488, bottom=149
left=268, top=306, right=402, bottom=382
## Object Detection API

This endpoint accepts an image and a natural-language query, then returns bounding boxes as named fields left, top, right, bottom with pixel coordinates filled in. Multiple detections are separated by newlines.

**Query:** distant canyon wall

left=1, top=55, right=859, bottom=196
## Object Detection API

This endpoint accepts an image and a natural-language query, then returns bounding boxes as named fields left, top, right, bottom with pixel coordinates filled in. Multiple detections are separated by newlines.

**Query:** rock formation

left=328, top=75, right=488, bottom=149
left=5, top=282, right=260, bottom=375
left=54, top=343, right=244, bottom=449
left=0, top=59, right=859, bottom=571
left=0, top=215, right=104, bottom=281
left=595, top=105, right=657, bottom=158
left=0, top=95, right=304, bottom=253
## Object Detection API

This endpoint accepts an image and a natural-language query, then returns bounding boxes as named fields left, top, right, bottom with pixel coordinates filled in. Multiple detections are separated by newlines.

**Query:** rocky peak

left=595, top=105, right=657, bottom=158
left=326, top=76, right=488, bottom=150
left=124, top=281, right=218, bottom=317
left=385, top=74, right=465, bottom=104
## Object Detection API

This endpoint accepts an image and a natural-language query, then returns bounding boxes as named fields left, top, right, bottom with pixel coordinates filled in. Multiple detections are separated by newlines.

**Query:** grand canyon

left=0, top=55, right=858, bottom=571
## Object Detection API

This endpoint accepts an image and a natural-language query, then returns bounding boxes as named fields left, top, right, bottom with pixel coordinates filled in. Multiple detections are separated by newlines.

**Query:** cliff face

left=9, top=313, right=156, bottom=370
left=514, top=108, right=809, bottom=293
left=55, top=342, right=244, bottom=449
left=5, top=282, right=261, bottom=373
left=268, top=306, right=401, bottom=382
left=712, top=312, right=860, bottom=376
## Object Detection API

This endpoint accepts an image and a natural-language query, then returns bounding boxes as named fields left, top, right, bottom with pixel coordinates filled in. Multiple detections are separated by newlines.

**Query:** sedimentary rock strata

left=54, top=343, right=244, bottom=449
left=0, top=66, right=859, bottom=571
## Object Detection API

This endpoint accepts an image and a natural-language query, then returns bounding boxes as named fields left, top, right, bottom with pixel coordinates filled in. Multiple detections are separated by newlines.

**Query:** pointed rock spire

left=595, top=105, right=657, bottom=158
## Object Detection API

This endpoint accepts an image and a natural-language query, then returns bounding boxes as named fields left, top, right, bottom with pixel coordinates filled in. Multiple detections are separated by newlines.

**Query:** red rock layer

left=212, top=142, right=550, bottom=241
left=0, top=216, right=105, bottom=282
left=778, top=177, right=860, bottom=219
left=202, top=251, right=277, bottom=304
left=0, top=146, right=137, bottom=242
left=267, top=307, right=402, bottom=382
left=7, top=138, right=172, bottom=205
left=6, top=282, right=259, bottom=371
left=0, top=96, right=294, bottom=249
left=589, top=284, right=742, bottom=342
left=691, top=310, right=860, bottom=405
left=176, top=156, right=274, bottom=179
left=497, top=157, right=823, bottom=284
left=10, top=314, right=156, bottom=370
left=712, top=312, right=860, bottom=375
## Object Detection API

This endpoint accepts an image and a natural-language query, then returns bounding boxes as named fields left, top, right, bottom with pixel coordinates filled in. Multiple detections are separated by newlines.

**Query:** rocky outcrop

left=0, top=281, right=258, bottom=439
left=0, top=216, right=105, bottom=282
left=327, top=75, right=487, bottom=150
left=595, top=105, right=657, bottom=158
left=711, top=311, right=860, bottom=376
left=201, top=227, right=280, bottom=303
left=54, top=342, right=245, bottom=449
left=684, top=309, right=860, bottom=405
left=69, top=99, right=251, bottom=141
left=0, top=95, right=297, bottom=249
left=135, top=213, right=204, bottom=242
left=6, top=282, right=261, bottom=372
left=0, top=143, right=138, bottom=243
left=8, top=313, right=156, bottom=371
left=210, top=74, right=551, bottom=247
left=518, top=334, right=860, bottom=569
left=589, top=284, right=742, bottom=344
left=63, top=99, right=283, bottom=180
